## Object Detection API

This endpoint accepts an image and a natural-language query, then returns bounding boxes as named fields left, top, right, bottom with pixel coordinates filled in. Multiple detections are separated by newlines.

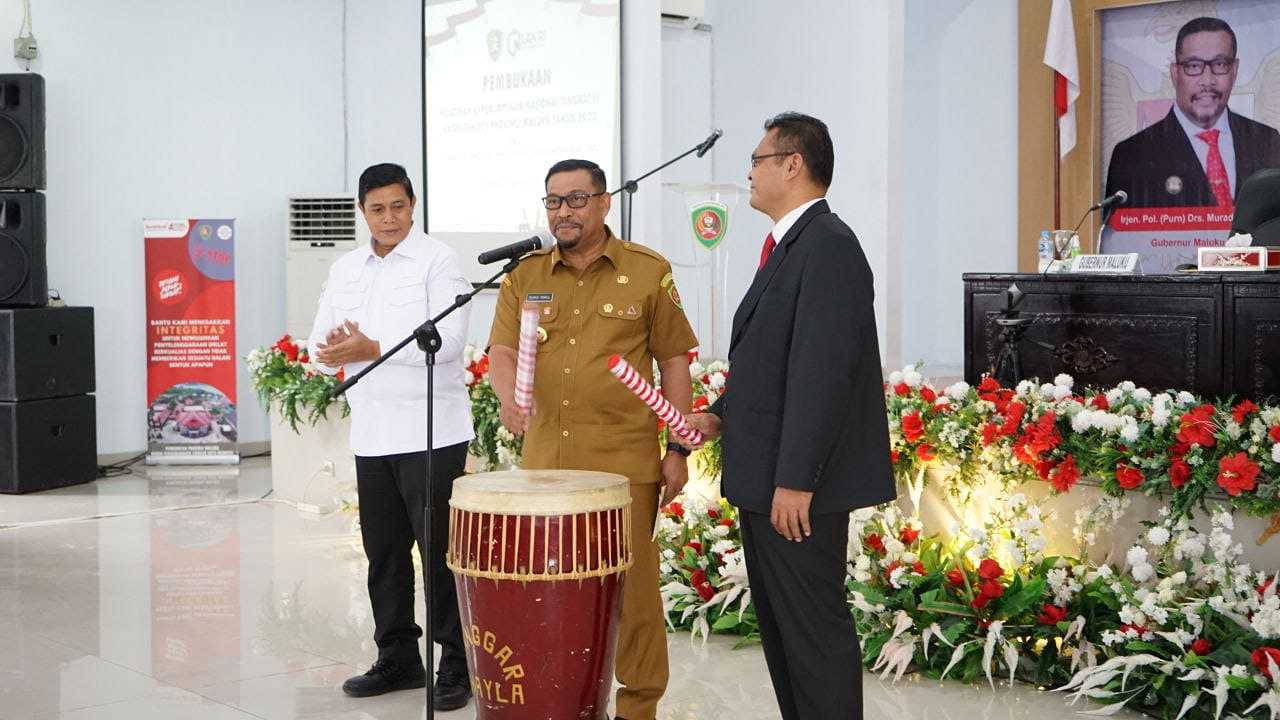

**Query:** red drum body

left=448, top=470, right=632, bottom=720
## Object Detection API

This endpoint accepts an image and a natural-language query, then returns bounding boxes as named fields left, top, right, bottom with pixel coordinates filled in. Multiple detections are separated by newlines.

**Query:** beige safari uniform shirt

left=487, top=228, right=698, bottom=484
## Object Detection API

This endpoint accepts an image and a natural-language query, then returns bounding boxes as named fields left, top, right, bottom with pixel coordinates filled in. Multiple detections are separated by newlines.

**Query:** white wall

left=2, top=0, right=346, bottom=455
left=622, top=0, right=665, bottom=254
left=342, top=0, right=502, bottom=336
left=658, top=24, right=716, bottom=352
left=901, top=0, right=1019, bottom=375
left=1, top=0, right=1020, bottom=456
left=703, top=0, right=905, bottom=366
left=344, top=0, right=423, bottom=220
left=664, top=0, right=1021, bottom=373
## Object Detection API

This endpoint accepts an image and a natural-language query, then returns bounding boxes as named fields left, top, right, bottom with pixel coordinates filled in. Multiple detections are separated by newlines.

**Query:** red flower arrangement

left=1050, top=455, right=1080, bottom=493
left=274, top=335, right=301, bottom=362
left=1216, top=452, right=1259, bottom=497
left=1251, top=646, right=1280, bottom=679
left=901, top=411, right=925, bottom=443
left=1037, top=604, right=1068, bottom=626
left=1177, top=405, right=1217, bottom=447
left=689, top=569, right=715, bottom=602
left=1169, top=457, right=1191, bottom=488
left=1115, top=464, right=1145, bottom=490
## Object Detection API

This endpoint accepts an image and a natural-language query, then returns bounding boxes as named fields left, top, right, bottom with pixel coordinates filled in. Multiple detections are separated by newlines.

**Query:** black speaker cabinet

left=0, top=306, right=95, bottom=401
left=0, top=191, right=46, bottom=307
left=0, top=394, right=97, bottom=494
left=0, top=73, right=45, bottom=190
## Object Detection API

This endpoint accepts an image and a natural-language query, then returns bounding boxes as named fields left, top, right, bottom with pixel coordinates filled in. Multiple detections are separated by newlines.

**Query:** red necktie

left=1196, top=129, right=1233, bottom=208
left=758, top=232, right=776, bottom=269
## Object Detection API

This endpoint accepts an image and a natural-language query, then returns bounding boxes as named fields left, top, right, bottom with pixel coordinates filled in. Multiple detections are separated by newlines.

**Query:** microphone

left=1071, top=190, right=1128, bottom=236
left=695, top=129, right=723, bottom=158
left=1062, top=190, right=1127, bottom=258
left=477, top=232, right=554, bottom=265
left=1092, top=190, right=1128, bottom=212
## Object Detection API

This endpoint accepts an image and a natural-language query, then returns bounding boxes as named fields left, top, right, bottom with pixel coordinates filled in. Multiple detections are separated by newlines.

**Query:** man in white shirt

left=310, top=163, right=474, bottom=708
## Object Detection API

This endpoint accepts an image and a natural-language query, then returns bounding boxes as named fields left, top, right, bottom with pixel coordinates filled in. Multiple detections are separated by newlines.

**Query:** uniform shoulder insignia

left=528, top=245, right=555, bottom=256
left=621, top=241, right=667, bottom=263
left=661, top=272, right=682, bottom=308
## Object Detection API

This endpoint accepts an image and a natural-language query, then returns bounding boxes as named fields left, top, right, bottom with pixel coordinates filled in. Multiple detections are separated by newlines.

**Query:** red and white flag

left=1044, top=0, right=1079, bottom=158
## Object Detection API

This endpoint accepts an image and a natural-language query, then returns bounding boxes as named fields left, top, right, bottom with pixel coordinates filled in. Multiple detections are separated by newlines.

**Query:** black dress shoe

left=341, top=659, right=427, bottom=697
left=433, top=670, right=472, bottom=711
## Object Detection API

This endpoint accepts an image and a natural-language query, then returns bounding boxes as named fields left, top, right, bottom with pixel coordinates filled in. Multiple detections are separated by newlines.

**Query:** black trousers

left=740, top=510, right=863, bottom=720
left=355, top=443, right=468, bottom=677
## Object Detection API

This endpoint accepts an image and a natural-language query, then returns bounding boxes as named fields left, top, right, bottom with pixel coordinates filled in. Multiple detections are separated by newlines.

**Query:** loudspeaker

left=0, top=307, right=94, bottom=401
left=0, top=394, right=97, bottom=494
left=0, top=191, right=46, bottom=307
left=0, top=73, right=45, bottom=190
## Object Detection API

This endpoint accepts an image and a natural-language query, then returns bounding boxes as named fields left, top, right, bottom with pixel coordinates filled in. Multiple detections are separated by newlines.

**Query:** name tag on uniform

left=526, top=292, right=553, bottom=303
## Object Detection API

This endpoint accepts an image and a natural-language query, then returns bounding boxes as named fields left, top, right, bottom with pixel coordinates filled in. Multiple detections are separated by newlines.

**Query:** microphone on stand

left=1092, top=190, right=1128, bottom=212
left=1071, top=190, right=1127, bottom=235
left=477, top=232, right=555, bottom=265
left=611, top=130, right=724, bottom=245
left=1067, top=190, right=1127, bottom=256
left=1093, top=191, right=1128, bottom=254
left=695, top=129, right=723, bottom=158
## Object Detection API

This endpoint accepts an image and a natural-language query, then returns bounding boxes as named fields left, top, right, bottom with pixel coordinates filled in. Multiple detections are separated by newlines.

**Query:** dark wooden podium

left=963, top=273, right=1280, bottom=401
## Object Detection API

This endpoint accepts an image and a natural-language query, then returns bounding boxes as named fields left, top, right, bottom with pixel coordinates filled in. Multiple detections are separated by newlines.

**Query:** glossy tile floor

left=0, top=459, right=1138, bottom=720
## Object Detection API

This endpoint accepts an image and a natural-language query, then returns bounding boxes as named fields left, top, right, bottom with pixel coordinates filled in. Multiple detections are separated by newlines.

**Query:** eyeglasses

left=749, top=151, right=796, bottom=168
left=542, top=191, right=605, bottom=210
left=1175, top=57, right=1236, bottom=76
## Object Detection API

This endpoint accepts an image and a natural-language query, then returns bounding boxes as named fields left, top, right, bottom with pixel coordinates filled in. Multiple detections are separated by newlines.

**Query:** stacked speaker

left=0, top=73, right=98, bottom=494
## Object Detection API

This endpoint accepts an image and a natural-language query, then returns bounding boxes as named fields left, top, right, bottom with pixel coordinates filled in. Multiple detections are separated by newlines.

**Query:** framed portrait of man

left=1096, top=1, right=1280, bottom=272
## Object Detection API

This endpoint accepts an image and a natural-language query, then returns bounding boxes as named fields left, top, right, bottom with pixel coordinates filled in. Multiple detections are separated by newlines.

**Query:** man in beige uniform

left=487, top=159, right=698, bottom=720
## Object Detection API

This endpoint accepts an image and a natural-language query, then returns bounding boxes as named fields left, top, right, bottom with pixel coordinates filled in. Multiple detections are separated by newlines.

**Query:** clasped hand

left=314, top=320, right=380, bottom=367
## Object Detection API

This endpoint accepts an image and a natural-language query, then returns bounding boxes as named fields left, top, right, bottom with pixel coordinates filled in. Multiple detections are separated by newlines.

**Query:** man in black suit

left=1105, top=16, right=1280, bottom=209
left=685, top=112, right=896, bottom=720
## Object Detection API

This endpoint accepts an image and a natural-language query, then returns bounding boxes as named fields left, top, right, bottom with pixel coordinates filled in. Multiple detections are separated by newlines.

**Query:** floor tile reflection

left=0, top=463, right=1146, bottom=719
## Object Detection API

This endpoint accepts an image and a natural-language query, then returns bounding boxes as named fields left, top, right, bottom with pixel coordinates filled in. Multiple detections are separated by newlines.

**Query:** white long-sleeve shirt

left=309, top=233, right=474, bottom=456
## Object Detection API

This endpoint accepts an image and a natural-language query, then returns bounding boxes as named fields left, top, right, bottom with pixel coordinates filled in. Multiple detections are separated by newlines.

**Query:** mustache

left=1192, top=90, right=1222, bottom=101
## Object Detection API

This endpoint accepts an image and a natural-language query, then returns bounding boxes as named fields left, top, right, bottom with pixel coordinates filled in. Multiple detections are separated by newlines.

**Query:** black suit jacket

left=1105, top=109, right=1280, bottom=208
left=708, top=200, right=896, bottom=515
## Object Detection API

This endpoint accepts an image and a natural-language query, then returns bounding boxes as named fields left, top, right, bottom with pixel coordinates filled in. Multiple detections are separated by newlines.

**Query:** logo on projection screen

left=487, top=30, right=503, bottom=61
left=486, top=28, right=547, bottom=61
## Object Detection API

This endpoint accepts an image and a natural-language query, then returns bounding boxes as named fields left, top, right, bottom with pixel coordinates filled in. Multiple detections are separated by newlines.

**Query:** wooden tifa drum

left=447, top=469, right=633, bottom=719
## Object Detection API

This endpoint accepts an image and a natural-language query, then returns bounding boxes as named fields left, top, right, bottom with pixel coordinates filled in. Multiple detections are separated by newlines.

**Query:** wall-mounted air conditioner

left=285, top=195, right=369, bottom=340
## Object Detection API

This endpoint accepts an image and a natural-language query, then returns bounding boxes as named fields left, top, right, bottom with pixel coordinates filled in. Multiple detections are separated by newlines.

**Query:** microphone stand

left=1095, top=204, right=1119, bottom=255
left=613, top=133, right=719, bottom=242
left=1066, top=196, right=1124, bottom=257
left=329, top=255, right=523, bottom=719
left=1042, top=203, right=1100, bottom=273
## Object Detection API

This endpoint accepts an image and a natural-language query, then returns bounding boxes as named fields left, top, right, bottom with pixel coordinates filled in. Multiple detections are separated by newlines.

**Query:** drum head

left=450, top=469, right=630, bottom=515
